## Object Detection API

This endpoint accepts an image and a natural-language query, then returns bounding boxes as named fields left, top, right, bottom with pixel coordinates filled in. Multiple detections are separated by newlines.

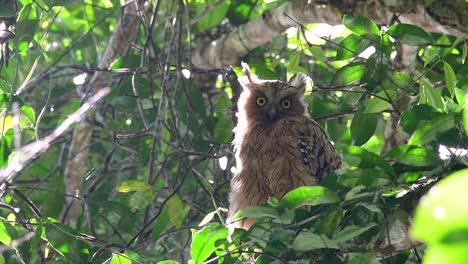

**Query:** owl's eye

left=281, top=99, right=292, bottom=109
left=256, top=96, right=267, bottom=106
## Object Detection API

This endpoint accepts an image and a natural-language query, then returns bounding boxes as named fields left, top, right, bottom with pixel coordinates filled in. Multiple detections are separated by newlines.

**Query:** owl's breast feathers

left=231, top=116, right=341, bottom=200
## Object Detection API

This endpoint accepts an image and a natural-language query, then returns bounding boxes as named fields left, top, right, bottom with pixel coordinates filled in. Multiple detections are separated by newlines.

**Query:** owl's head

left=237, top=62, right=310, bottom=123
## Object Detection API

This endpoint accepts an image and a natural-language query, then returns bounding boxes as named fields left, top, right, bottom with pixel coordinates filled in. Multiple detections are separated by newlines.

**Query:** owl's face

left=237, top=63, right=309, bottom=123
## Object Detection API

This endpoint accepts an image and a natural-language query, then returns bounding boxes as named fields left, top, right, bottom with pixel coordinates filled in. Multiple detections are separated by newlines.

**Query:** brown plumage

left=227, top=63, right=341, bottom=230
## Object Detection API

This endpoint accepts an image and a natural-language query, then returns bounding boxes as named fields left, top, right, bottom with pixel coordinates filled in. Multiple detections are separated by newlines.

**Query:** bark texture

left=192, top=0, right=467, bottom=70
left=64, top=2, right=143, bottom=224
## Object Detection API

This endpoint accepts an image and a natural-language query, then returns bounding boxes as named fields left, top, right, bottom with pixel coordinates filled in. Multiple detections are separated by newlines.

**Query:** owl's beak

left=266, top=106, right=278, bottom=121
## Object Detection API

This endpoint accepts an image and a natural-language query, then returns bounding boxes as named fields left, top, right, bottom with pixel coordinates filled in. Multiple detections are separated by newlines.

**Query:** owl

left=227, top=63, right=341, bottom=230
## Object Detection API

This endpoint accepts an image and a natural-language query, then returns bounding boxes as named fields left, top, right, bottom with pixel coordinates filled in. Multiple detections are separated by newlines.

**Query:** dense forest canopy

left=0, top=0, right=467, bottom=263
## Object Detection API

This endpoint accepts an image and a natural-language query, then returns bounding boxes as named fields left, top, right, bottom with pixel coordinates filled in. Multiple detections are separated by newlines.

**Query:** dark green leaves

left=195, top=0, right=230, bottom=31
left=350, top=113, right=377, bottom=146
left=292, top=231, right=339, bottom=251
left=332, top=62, right=367, bottom=86
left=45, top=221, right=89, bottom=263
left=387, top=24, right=432, bottom=46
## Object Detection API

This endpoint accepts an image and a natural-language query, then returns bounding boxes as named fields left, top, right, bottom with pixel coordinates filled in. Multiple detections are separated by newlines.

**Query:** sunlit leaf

left=464, top=93, right=468, bottom=136
left=332, top=62, right=367, bottom=86
left=166, top=194, right=189, bottom=228
left=336, top=34, right=371, bottom=60
left=462, top=41, right=467, bottom=64
left=387, top=24, right=432, bottom=46
left=158, top=261, right=181, bottom=264
left=21, top=104, right=36, bottom=124
left=419, top=79, right=444, bottom=109
left=234, top=206, right=279, bottom=220
left=190, top=223, right=228, bottom=264
left=0, top=221, right=16, bottom=245
left=292, top=231, right=339, bottom=251
left=389, top=145, right=440, bottom=166
left=115, top=180, right=154, bottom=193
left=443, top=61, right=456, bottom=98
left=411, top=169, right=468, bottom=245
left=278, top=186, right=339, bottom=209
left=363, top=90, right=398, bottom=113
left=343, top=15, right=380, bottom=36
left=408, top=114, right=456, bottom=145
left=110, top=254, right=132, bottom=264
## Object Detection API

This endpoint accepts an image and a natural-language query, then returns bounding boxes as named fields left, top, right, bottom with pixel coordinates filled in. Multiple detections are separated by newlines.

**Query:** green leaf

left=464, top=93, right=468, bottom=136
left=305, top=46, right=326, bottom=60
left=387, top=24, right=432, bottom=46
left=462, top=41, right=467, bottom=64
left=15, top=4, right=38, bottom=46
left=422, top=243, right=468, bottom=264
left=158, top=261, right=180, bottom=264
left=350, top=113, right=377, bottom=146
left=363, top=90, right=398, bottom=113
left=166, top=194, right=189, bottom=228
left=344, top=145, right=394, bottom=172
left=292, top=231, right=339, bottom=251
left=425, top=0, right=439, bottom=6
left=443, top=61, right=456, bottom=98
left=45, top=222, right=89, bottom=263
left=408, top=114, right=455, bottom=145
left=195, top=1, right=230, bottom=31
left=332, top=62, right=367, bottom=86
left=400, top=104, right=442, bottom=133
left=334, top=223, right=377, bottom=243
left=419, top=79, right=444, bottom=109
left=278, top=186, right=339, bottom=210
left=393, top=146, right=440, bottom=167
left=21, top=104, right=36, bottom=124
left=190, top=223, right=228, bottom=264
left=110, top=254, right=132, bottom=264
left=318, top=208, right=343, bottom=237
left=129, top=189, right=156, bottom=211
left=411, top=169, right=468, bottom=245
left=115, top=180, right=154, bottom=193
left=110, top=55, right=141, bottom=69
left=234, top=206, right=279, bottom=221
left=0, top=221, right=16, bottom=245
left=340, top=169, right=391, bottom=188
left=343, top=15, right=380, bottom=36
left=336, top=34, right=371, bottom=60
left=346, top=253, right=380, bottom=264
left=213, top=115, right=233, bottom=144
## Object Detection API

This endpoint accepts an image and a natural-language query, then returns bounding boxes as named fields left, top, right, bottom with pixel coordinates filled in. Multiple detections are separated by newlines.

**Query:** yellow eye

left=256, top=96, right=267, bottom=106
left=281, top=99, right=292, bottom=109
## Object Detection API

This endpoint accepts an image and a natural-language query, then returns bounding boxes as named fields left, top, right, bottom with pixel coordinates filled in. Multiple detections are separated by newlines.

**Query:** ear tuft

left=238, top=62, right=259, bottom=89
left=289, top=73, right=310, bottom=93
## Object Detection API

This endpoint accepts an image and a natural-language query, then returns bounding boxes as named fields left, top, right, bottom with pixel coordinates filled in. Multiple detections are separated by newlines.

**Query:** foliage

left=0, top=1, right=466, bottom=264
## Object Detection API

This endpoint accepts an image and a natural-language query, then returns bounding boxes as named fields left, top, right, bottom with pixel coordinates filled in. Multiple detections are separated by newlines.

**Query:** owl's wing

left=298, top=119, right=341, bottom=181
